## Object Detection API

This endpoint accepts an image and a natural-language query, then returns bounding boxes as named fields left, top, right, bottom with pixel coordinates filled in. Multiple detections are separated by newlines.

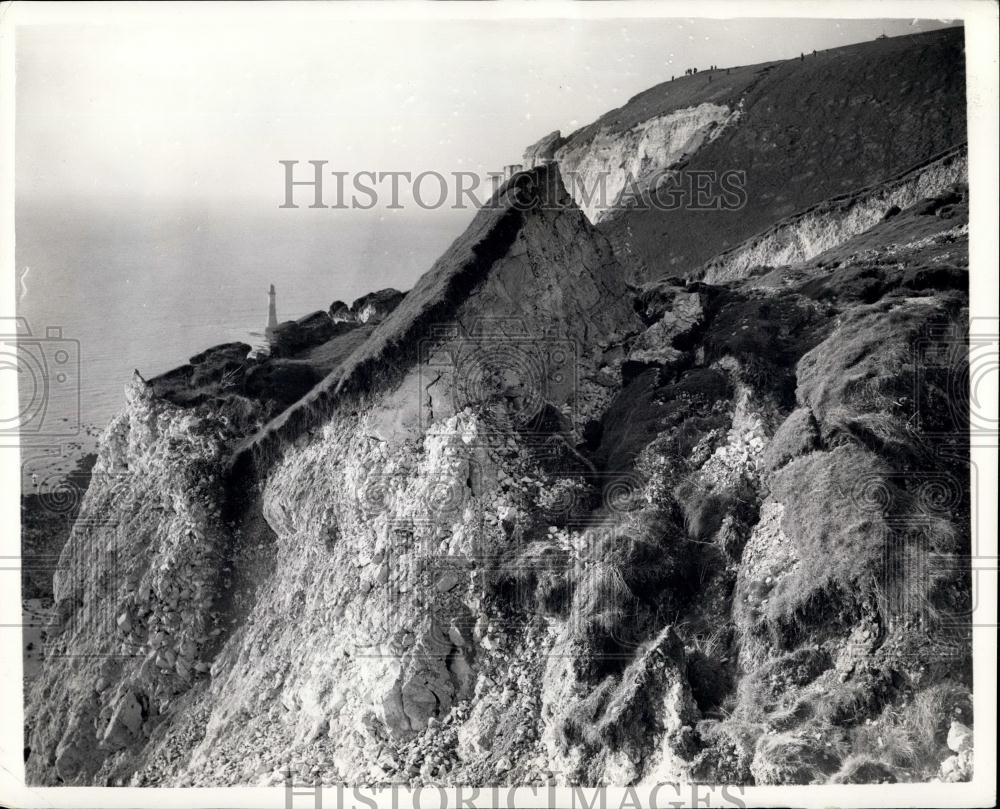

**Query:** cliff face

left=230, top=165, right=640, bottom=474
left=549, top=102, right=736, bottom=224
left=25, top=379, right=267, bottom=784
left=699, top=146, right=968, bottom=283
left=24, top=30, right=973, bottom=790
left=538, top=27, right=967, bottom=280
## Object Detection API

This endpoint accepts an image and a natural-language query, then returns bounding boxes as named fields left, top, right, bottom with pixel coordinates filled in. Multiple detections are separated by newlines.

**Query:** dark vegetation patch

left=761, top=407, right=821, bottom=473
left=762, top=446, right=892, bottom=631
left=844, top=681, right=971, bottom=779
left=809, top=184, right=969, bottom=260
left=592, top=366, right=733, bottom=476
left=795, top=294, right=968, bottom=451
left=556, top=626, right=697, bottom=770
left=700, top=287, right=831, bottom=407
left=149, top=342, right=252, bottom=406
left=689, top=719, right=757, bottom=783
left=267, top=312, right=351, bottom=358
left=792, top=186, right=969, bottom=306
left=675, top=473, right=758, bottom=545
left=149, top=313, right=376, bottom=417
left=751, top=732, right=843, bottom=784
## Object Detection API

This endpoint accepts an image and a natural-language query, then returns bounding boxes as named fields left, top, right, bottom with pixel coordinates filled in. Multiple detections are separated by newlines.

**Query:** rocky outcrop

left=25, top=375, right=266, bottom=784
left=351, top=288, right=406, bottom=324
left=329, top=300, right=354, bottom=323
left=624, top=289, right=703, bottom=372
left=522, top=130, right=565, bottom=168
left=268, top=311, right=339, bottom=357
left=148, top=343, right=252, bottom=406
left=330, top=289, right=407, bottom=325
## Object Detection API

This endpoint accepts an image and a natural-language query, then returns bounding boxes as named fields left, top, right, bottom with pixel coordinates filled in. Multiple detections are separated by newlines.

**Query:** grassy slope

left=568, top=180, right=969, bottom=784
left=581, top=27, right=966, bottom=279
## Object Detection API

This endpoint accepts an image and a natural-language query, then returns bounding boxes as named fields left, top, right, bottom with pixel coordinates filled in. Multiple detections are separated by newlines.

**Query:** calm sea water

left=13, top=199, right=470, bottom=487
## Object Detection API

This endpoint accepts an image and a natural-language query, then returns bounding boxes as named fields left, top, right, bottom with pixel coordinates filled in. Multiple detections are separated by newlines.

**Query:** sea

left=12, top=199, right=472, bottom=490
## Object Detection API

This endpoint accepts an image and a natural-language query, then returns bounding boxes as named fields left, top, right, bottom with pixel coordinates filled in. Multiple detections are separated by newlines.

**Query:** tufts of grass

left=759, top=446, right=889, bottom=635
left=675, top=473, right=758, bottom=543
left=751, top=732, right=841, bottom=785
left=846, top=682, right=971, bottom=778
left=796, top=297, right=966, bottom=441
left=830, top=754, right=898, bottom=783
left=690, top=718, right=761, bottom=784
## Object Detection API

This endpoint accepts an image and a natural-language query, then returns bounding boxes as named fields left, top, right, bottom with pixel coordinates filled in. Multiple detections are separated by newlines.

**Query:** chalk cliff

left=534, top=27, right=966, bottom=280
left=24, top=28, right=973, bottom=789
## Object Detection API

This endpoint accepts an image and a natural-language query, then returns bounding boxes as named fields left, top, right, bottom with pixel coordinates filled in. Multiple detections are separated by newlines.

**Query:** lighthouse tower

left=266, top=284, right=278, bottom=337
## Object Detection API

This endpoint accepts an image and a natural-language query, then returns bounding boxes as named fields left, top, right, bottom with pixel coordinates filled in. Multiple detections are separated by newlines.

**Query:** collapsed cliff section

left=542, top=102, right=739, bottom=225
left=24, top=176, right=972, bottom=786
left=330, top=288, right=407, bottom=325
left=24, top=377, right=269, bottom=785
left=24, top=164, right=650, bottom=786
left=153, top=164, right=658, bottom=787
left=534, top=26, right=966, bottom=280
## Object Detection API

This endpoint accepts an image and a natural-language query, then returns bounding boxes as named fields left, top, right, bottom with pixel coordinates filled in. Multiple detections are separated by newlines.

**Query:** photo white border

left=0, top=1, right=996, bottom=807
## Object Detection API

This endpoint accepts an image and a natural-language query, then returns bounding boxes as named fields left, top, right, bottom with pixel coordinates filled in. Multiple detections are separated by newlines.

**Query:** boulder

left=625, top=290, right=703, bottom=370
left=102, top=689, right=145, bottom=750
left=939, top=750, right=973, bottom=782
left=329, top=300, right=355, bottom=323
left=377, top=622, right=455, bottom=738
left=947, top=720, right=973, bottom=753
left=350, top=288, right=406, bottom=324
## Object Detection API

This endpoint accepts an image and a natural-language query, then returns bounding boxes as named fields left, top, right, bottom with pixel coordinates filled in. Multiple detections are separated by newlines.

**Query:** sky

left=16, top=15, right=960, bottom=213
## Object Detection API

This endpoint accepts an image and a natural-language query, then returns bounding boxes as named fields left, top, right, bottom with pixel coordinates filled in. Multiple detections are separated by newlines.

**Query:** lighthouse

left=266, top=284, right=278, bottom=338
